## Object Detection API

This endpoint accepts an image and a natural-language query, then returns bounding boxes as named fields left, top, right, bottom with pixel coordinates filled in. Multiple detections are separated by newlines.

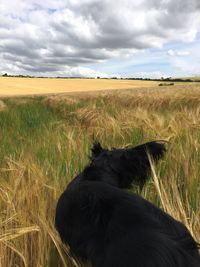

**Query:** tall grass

left=0, top=85, right=200, bottom=266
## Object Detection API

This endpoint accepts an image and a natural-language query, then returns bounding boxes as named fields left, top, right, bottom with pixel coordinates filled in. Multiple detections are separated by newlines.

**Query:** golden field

left=0, top=77, right=166, bottom=96
left=0, top=83, right=200, bottom=266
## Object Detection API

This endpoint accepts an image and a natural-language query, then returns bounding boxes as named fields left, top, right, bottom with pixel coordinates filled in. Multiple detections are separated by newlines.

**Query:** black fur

left=55, top=141, right=200, bottom=267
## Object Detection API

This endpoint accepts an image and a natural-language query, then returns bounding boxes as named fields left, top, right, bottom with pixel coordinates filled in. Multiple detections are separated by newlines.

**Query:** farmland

left=0, top=83, right=200, bottom=266
left=0, top=77, right=162, bottom=97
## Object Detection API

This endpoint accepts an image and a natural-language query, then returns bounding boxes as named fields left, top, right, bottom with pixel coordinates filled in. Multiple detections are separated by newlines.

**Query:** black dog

left=55, top=141, right=200, bottom=267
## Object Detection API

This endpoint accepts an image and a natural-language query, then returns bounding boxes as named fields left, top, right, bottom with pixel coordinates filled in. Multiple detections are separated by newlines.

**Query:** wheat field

left=0, top=77, right=162, bottom=97
left=0, top=83, right=200, bottom=267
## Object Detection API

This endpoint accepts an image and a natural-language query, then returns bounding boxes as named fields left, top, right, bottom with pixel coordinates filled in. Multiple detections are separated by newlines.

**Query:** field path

left=0, top=77, right=160, bottom=96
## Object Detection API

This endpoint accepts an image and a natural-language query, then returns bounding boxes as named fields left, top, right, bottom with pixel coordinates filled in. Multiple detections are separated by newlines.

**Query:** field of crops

left=0, top=84, right=200, bottom=267
left=0, top=77, right=161, bottom=97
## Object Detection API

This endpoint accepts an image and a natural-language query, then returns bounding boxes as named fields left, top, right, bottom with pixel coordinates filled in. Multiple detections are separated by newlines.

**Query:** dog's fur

left=55, top=141, right=200, bottom=267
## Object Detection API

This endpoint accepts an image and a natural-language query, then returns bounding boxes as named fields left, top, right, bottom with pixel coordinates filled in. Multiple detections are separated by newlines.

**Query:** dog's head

left=82, top=141, right=166, bottom=189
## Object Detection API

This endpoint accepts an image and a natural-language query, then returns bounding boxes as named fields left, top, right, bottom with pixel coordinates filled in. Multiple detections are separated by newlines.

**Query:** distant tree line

left=1, top=73, right=200, bottom=82
left=122, top=77, right=200, bottom=82
left=1, top=73, right=97, bottom=79
left=2, top=73, right=35, bottom=78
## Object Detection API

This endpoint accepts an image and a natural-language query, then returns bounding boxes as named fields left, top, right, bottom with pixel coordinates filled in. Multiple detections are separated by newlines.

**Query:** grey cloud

left=1, top=41, right=40, bottom=58
left=146, top=0, right=200, bottom=12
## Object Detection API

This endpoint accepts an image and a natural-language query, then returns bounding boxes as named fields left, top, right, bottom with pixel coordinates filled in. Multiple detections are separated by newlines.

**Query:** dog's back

left=55, top=141, right=200, bottom=267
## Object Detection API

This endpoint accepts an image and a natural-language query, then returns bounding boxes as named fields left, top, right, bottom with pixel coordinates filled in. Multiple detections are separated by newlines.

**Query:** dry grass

left=0, top=83, right=200, bottom=266
left=0, top=100, right=7, bottom=111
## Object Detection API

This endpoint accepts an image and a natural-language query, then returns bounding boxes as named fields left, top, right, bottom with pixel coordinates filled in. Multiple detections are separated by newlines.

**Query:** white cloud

left=168, top=44, right=200, bottom=76
left=127, top=71, right=167, bottom=79
left=64, top=66, right=109, bottom=78
left=167, top=50, right=175, bottom=56
left=167, top=49, right=190, bottom=57
left=176, top=51, right=190, bottom=56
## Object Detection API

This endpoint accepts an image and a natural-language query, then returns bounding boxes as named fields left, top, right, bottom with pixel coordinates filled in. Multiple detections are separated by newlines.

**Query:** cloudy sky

left=0, top=0, right=200, bottom=78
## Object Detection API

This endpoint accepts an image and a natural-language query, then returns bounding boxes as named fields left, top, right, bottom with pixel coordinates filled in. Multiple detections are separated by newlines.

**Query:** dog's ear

left=134, top=141, right=166, bottom=162
left=111, top=141, right=166, bottom=190
left=91, top=142, right=103, bottom=158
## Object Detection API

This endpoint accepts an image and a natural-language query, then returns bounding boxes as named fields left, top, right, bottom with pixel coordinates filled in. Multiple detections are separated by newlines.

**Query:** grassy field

left=0, top=84, right=200, bottom=267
